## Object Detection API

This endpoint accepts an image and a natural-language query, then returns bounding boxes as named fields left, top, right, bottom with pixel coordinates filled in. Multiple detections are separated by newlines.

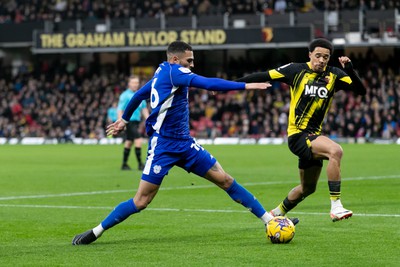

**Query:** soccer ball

left=266, top=216, right=295, bottom=244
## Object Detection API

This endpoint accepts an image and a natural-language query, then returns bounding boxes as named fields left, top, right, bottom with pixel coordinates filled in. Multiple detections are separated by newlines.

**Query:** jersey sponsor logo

left=304, top=85, right=328, bottom=98
left=178, top=67, right=191, bottom=73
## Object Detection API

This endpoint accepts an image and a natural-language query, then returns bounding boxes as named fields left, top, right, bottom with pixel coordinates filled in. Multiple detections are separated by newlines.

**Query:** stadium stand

left=0, top=47, right=399, bottom=141
left=0, top=1, right=399, bottom=142
left=0, top=1, right=399, bottom=23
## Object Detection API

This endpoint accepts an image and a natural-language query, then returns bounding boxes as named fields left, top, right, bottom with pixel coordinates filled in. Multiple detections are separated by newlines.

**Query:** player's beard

left=314, top=64, right=325, bottom=73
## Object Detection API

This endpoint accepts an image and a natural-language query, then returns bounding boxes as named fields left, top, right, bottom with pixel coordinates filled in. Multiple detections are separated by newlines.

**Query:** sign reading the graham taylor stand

left=33, top=26, right=312, bottom=53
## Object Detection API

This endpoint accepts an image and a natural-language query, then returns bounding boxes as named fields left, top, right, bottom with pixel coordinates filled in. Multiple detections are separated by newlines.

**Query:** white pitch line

left=343, top=174, right=400, bottom=181
left=0, top=190, right=133, bottom=201
left=0, top=203, right=399, bottom=218
left=0, top=182, right=291, bottom=201
left=0, top=174, right=399, bottom=201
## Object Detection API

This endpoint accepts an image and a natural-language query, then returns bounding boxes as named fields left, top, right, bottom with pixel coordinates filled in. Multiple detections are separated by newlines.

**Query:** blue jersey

left=118, top=89, right=147, bottom=122
left=122, top=62, right=246, bottom=139
left=147, top=63, right=195, bottom=139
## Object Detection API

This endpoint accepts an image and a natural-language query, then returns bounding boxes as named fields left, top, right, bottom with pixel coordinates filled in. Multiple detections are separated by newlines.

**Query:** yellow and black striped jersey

left=266, top=62, right=355, bottom=136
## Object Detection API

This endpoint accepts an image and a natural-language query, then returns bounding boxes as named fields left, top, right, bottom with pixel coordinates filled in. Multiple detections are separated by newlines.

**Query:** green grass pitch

left=0, top=144, right=399, bottom=266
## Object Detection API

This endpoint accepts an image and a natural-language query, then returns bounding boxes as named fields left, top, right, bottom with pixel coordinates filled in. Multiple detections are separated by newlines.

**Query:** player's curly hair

left=309, top=38, right=334, bottom=55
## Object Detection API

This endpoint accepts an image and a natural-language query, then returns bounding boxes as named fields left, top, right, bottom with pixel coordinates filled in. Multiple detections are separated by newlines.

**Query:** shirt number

left=150, top=78, right=159, bottom=109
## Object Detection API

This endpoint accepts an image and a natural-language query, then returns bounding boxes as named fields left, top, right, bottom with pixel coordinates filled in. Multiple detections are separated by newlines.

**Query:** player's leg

left=271, top=165, right=321, bottom=216
left=72, top=180, right=160, bottom=245
left=271, top=132, right=321, bottom=217
left=131, top=121, right=145, bottom=170
left=122, top=140, right=133, bottom=170
left=98, top=180, right=159, bottom=234
left=73, top=135, right=170, bottom=245
left=311, top=135, right=342, bottom=182
left=122, top=123, right=134, bottom=170
left=183, top=138, right=274, bottom=224
left=202, top=162, right=274, bottom=224
left=311, top=136, right=352, bottom=221
left=134, top=137, right=144, bottom=170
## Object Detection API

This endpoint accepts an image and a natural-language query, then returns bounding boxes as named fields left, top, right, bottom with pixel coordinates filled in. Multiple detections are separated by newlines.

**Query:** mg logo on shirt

left=304, top=85, right=329, bottom=98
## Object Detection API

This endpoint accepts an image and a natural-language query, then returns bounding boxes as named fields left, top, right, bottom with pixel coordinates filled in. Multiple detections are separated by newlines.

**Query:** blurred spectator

left=0, top=46, right=399, bottom=142
left=274, top=0, right=287, bottom=13
left=1, top=0, right=398, bottom=24
left=107, top=101, right=118, bottom=123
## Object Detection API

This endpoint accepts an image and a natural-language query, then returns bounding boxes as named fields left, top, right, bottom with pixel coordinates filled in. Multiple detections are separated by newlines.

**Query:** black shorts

left=288, top=132, right=323, bottom=169
left=125, top=121, right=141, bottom=141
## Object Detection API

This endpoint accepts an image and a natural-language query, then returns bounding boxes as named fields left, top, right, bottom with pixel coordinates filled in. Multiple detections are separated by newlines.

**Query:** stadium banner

left=32, top=26, right=312, bottom=53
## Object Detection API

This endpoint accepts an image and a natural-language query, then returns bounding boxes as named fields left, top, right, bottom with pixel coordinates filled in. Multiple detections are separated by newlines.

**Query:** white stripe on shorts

left=143, top=136, right=158, bottom=175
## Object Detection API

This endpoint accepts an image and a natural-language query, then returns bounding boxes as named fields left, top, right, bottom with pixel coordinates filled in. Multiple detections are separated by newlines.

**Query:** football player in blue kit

left=72, top=41, right=297, bottom=245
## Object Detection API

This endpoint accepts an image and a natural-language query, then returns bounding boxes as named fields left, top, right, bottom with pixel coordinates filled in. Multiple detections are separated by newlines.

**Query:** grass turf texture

left=0, top=144, right=399, bottom=266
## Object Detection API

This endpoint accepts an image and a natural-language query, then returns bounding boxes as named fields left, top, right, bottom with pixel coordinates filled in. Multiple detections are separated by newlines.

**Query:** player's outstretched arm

left=245, top=82, right=271, bottom=90
left=190, top=75, right=270, bottom=91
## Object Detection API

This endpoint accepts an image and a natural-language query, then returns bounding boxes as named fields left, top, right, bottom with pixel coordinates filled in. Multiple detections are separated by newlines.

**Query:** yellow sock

left=330, top=191, right=341, bottom=201
left=271, top=203, right=286, bottom=216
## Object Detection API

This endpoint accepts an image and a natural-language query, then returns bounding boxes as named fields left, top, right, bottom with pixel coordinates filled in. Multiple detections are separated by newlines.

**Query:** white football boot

left=330, top=206, right=353, bottom=222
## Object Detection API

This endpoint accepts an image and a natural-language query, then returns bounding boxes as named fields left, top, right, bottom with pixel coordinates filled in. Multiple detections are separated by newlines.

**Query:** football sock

left=93, top=224, right=104, bottom=238
left=272, top=197, right=298, bottom=216
left=135, top=147, right=142, bottom=165
left=123, top=148, right=131, bottom=164
left=270, top=206, right=285, bottom=216
left=226, top=179, right=266, bottom=218
left=260, top=212, right=274, bottom=224
left=101, top=199, right=139, bottom=230
left=328, top=180, right=341, bottom=201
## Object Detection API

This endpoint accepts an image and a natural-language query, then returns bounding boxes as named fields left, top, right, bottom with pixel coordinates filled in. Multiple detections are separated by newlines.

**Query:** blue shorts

left=141, top=134, right=217, bottom=185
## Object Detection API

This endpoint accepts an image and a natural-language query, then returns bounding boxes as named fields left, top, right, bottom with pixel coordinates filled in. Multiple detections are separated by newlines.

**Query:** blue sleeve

left=122, top=80, right=152, bottom=121
left=170, top=66, right=197, bottom=87
left=190, top=75, right=245, bottom=91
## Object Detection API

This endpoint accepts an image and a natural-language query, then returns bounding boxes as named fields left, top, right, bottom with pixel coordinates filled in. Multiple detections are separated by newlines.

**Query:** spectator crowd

left=0, top=1, right=399, bottom=142
left=0, top=0, right=399, bottom=24
left=188, top=52, right=400, bottom=141
left=0, top=47, right=399, bottom=142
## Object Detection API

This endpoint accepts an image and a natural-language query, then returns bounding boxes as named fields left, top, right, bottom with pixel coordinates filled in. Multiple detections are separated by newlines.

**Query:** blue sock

left=101, top=199, right=139, bottom=230
left=226, top=179, right=266, bottom=218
